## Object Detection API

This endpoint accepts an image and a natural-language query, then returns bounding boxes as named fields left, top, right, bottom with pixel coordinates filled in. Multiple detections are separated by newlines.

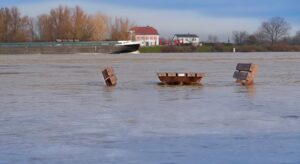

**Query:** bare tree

left=258, top=17, right=291, bottom=45
left=1, top=5, right=136, bottom=42
left=246, top=35, right=258, bottom=45
left=232, top=31, right=248, bottom=45
left=253, top=31, right=267, bottom=44
left=72, top=6, right=94, bottom=40
left=0, top=8, right=8, bottom=41
left=207, top=34, right=218, bottom=43
left=110, top=17, right=134, bottom=40
left=0, top=7, right=32, bottom=42
left=293, top=31, right=300, bottom=44
left=37, top=14, right=53, bottom=41
left=27, top=17, right=40, bottom=41
left=37, top=5, right=73, bottom=41
left=38, top=6, right=86, bottom=41
left=90, top=13, right=109, bottom=41
left=49, top=5, right=73, bottom=39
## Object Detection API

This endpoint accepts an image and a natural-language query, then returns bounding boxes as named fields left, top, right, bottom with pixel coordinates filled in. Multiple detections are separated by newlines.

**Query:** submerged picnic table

left=157, top=72, right=205, bottom=85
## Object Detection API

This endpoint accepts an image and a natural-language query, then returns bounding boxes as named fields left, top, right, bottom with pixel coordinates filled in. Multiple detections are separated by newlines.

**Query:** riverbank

left=140, top=44, right=300, bottom=53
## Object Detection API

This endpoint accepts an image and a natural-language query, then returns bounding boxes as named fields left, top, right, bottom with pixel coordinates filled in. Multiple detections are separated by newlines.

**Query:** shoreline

left=139, top=44, right=300, bottom=53
left=1, top=52, right=300, bottom=65
left=1, top=43, right=300, bottom=55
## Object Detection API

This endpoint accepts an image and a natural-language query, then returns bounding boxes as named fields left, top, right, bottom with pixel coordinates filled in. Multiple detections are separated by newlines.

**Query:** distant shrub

left=254, top=45, right=268, bottom=52
left=139, top=46, right=162, bottom=53
left=139, top=43, right=300, bottom=53
left=161, top=45, right=197, bottom=53
left=267, top=43, right=299, bottom=51
left=182, top=45, right=197, bottom=52
left=212, top=43, right=225, bottom=52
left=197, top=45, right=213, bottom=52
left=161, top=46, right=177, bottom=52
left=235, top=43, right=300, bottom=52
left=237, top=45, right=258, bottom=52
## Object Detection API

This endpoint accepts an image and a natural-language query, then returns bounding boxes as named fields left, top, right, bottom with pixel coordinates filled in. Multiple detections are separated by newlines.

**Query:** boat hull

left=0, top=41, right=140, bottom=54
left=111, top=43, right=140, bottom=54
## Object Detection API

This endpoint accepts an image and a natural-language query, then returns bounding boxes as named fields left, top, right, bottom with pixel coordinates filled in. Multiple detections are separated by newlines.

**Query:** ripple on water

left=0, top=72, right=32, bottom=75
left=281, top=115, right=299, bottom=119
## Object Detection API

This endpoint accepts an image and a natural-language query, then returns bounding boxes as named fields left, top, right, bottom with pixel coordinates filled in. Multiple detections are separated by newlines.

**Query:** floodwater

left=0, top=52, right=300, bottom=163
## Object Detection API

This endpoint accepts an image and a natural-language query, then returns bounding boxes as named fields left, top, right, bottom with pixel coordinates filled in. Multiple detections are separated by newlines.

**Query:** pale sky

left=2, top=0, right=300, bottom=41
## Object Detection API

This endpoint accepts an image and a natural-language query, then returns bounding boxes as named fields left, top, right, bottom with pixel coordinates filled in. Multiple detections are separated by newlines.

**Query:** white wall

left=173, top=36, right=200, bottom=45
left=135, top=35, right=159, bottom=46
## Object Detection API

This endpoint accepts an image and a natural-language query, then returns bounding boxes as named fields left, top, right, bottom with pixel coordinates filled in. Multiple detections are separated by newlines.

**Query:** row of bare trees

left=0, top=6, right=134, bottom=42
left=0, top=7, right=32, bottom=42
left=232, top=17, right=300, bottom=45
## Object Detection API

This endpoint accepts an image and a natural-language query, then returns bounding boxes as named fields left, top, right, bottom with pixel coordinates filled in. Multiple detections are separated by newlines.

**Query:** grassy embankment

left=139, top=44, right=300, bottom=53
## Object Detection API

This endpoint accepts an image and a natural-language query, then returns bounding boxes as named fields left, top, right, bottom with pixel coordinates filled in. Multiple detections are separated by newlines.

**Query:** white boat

left=112, top=41, right=141, bottom=54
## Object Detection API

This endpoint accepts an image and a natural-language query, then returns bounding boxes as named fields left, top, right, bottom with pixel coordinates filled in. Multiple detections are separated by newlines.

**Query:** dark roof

left=130, top=26, right=159, bottom=35
left=174, top=34, right=199, bottom=38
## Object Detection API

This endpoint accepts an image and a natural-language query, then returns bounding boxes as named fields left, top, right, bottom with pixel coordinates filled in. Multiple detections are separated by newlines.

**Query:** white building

left=173, top=34, right=201, bottom=46
left=130, top=26, right=159, bottom=46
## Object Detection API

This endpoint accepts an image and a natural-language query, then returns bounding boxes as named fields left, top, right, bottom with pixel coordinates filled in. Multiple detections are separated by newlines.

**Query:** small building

left=173, top=34, right=201, bottom=46
left=130, top=26, right=159, bottom=46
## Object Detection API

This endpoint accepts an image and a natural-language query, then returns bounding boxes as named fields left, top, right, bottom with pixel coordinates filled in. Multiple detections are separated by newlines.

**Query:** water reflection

left=245, top=84, right=256, bottom=98
left=154, top=84, right=204, bottom=102
left=235, top=83, right=256, bottom=99
left=102, top=86, right=116, bottom=102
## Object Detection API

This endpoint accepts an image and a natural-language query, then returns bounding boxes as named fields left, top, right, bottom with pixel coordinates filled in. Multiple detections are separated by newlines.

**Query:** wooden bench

left=233, top=63, right=257, bottom=85
left=102, top=67, right=117, bottom=86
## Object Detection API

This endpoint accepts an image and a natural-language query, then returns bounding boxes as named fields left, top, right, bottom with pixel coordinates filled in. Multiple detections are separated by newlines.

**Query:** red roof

left=131, top=26, right=159, bottom=35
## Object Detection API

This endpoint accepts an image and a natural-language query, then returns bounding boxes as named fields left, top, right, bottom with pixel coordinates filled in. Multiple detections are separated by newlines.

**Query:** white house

left=130, top=26, right=159, bottom=46
left=173, top=34, right=201, bottom=46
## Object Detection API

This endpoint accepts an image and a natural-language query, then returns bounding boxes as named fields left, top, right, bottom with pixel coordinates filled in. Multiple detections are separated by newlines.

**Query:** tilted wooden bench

left=102, top=67, right=117, bottom=86
left=157, top=72, right=205, bottom=85
left=233, top=63, right=257, bottom=85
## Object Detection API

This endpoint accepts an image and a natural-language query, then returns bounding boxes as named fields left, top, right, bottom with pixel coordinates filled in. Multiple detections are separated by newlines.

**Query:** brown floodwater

left=0, top=52, right=300, bottom=163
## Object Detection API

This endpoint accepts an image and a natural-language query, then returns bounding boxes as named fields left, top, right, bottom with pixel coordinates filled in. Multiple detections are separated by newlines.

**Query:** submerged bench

left=233, top=63, right=257, bottom=85
left=157, top=72, right=205, bottom=85
left=102, top=67, right=117, bottom=86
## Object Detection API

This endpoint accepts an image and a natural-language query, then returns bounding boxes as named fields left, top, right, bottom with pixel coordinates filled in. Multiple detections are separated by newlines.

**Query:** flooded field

left=0, top=52, right=300, bottom=163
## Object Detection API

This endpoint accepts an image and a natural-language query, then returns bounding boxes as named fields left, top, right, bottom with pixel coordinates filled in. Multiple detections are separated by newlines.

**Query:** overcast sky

left=2, top=0, right=300, bottom=41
